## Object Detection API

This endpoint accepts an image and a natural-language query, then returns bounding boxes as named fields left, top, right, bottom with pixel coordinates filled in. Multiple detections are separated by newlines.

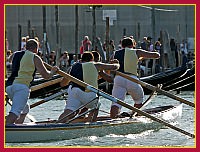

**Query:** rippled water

left=5, top=91, right=195, bottom=147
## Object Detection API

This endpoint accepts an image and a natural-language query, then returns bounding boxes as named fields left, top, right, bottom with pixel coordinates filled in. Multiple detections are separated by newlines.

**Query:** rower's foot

left=134, top=103, right=143, bottom=109
left=110, top=105, right=120, bottom=119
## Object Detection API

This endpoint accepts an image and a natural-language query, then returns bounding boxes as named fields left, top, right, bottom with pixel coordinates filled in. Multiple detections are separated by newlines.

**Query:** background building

left=5, top=5, right=195, bottom=54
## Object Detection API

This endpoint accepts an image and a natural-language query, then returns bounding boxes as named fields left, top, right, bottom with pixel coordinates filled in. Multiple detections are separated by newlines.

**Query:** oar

left=30, top=88, right=68, bottom=109
left=141, top=84, right=162, bottom=109
left=131, top=84, right=162, bottom=118
left=30, top=77, right=63, bottom=92
left=44, top=63, right=195, bottom=138
left=56, top=97, right=98, bottom=123
left=116, top=71, right=195, bottom=108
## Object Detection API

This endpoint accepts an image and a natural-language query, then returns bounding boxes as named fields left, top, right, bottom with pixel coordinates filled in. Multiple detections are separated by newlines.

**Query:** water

left=5, top=91, right=195, bottom=147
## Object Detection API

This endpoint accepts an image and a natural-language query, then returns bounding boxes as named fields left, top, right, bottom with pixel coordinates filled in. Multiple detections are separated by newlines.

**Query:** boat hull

left=5, top=104, right=182, bottom=143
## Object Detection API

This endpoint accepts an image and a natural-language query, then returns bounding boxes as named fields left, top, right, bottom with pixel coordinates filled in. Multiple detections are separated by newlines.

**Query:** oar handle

left=116, top=71, right=195, bottom=108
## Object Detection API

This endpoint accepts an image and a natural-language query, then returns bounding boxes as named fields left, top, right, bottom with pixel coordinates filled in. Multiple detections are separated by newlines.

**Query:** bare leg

left=134, top=103, right=143, bottom=109
left=6, top=112, right=18, bottom=125
left=132, top=103, right=143, bottom=116
left=15, top=113, right=27, bottom=124
left=110, top=105, right=120, bottom=119
left=87, top=109, right=98, bottom=122
left=79, top=107, right=88, bottom=118
left=58, top=109, right=75, bottom=123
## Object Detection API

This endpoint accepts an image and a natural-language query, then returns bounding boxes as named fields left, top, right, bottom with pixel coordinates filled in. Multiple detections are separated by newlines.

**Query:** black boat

left=28, top=65, right=194, bottom=99
left=141, top=66, right=195, bottom=94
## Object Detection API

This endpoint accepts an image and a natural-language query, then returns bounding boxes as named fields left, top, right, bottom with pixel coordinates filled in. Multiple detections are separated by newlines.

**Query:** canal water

left=5, top=91, right=195, bottom=147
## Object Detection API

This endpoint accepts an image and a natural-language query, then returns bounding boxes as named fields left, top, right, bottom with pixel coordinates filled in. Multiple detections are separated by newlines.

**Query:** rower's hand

left=51, top=66, right=59, bottom=74
left=109, top=59, right=119, bottom=64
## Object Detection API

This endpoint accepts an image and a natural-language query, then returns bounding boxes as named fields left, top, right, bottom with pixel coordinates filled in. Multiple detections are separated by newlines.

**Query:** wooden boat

left=141, top=66, right=195, bottom=93
left=162, top=66, right=195, bottom=91
left=6, top=63, right=194, bottom=143
left=141, top=66, right=188, bottom=84
left=5, top=104, right=182, bottom=143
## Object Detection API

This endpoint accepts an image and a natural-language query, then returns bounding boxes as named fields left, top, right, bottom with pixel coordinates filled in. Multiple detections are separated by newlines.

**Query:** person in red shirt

left=80, top=36, right=92, bottom=55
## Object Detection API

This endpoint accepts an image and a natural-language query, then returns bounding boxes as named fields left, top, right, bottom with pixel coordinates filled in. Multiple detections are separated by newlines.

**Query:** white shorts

left=65, top=85, right=99, bottom=111
left=111, top=75, right=144, bottom=108
left=6, top=83, right=30, bottom=117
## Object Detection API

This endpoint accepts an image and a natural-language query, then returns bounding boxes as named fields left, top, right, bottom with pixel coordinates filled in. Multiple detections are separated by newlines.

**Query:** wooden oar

left=116, top=71, right=195, bottom=108
left=30, top=77, right=63, bottom=92
left=141, top=84, right=162, bottom=110
left=56, top=96, right=98, bottom=123
left=44, top=63, right=195, bottom=138
left=131, top=84, right=162, bottom=118
left=30, top=88, right=68, bottom=109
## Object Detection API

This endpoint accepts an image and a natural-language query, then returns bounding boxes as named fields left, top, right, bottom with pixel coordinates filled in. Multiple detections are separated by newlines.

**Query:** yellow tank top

left=82, top=62, right=98, bottom=91
left=124, top=48, right=138, bottom=76
left=14, top=51, right=35, bottom=87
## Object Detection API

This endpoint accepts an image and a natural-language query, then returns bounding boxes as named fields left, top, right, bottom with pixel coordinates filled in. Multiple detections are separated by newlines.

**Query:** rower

left=110, top=37, right=160, bottom=118
left=57, top=51, right=119, bottom=123
left=5, top=39, right=59, bottom=125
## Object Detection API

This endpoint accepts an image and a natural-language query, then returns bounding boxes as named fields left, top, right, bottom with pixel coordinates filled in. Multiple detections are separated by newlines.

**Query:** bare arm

left=60, top=77, right=70, bottom=87
left=98, top=70, right=114, bottom=83
left=34, top=55, right=58, bottom=79
left=60, top=66, right=71, bottom=87
left=94, top=62, right=120, bottom=71
left=136, top=49, right=160, bottom=59
left=8, top=53, right=14, bottom=62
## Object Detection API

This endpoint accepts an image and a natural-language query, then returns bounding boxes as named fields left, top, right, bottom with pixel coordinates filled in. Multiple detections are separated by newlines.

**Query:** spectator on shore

left=80, top=36, right=92, bottom=55
left=49, top=51, right=56, bottom=66
left=6, top=50, right=13, bottom=70
left=58, top=51, right=70, bottom=71
left=140, top=37, right=148, bottom=50
left=21, top=37, right=26, bottom=50
left=70, top=55, right=78, bottom=66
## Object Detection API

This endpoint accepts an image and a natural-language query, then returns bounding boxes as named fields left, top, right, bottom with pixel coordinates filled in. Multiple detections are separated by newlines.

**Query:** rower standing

left=110, top=37, right=160, bottom=118
left=6, top=39, right=59, bottom=124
